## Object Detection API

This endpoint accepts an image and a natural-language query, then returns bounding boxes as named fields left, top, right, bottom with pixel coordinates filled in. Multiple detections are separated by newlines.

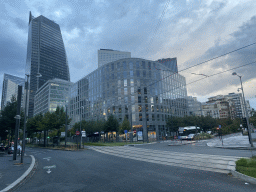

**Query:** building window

left=139, top=113, right=142, bottom=121
left=138, top=96, right=141, bottom=103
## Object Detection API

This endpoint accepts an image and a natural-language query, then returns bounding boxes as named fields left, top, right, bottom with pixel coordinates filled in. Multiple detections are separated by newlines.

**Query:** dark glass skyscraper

left=25, top=12, right=70, bottom=117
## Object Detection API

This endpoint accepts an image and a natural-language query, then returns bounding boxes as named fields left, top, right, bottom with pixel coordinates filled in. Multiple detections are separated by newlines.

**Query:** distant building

left=201, top=102, right=220, bottom=118
left=34, top=79, right=72, bottom=116
left=69, top=58, right=188, bottom=141
left=98, top=49, right=131, bottom=68
left=1, top=73, right=24, bottom=110
left=225, top=93, right=246, bottom=118
left=201, top=93, right=251, bottom=119
left=186, top=96, right=202, bottom=116
left=25, top=12, right=70, bottom=117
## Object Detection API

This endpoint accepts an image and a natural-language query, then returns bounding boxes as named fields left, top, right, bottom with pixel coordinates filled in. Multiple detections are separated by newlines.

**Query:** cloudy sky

left=1, top=0, right=256, bottom=109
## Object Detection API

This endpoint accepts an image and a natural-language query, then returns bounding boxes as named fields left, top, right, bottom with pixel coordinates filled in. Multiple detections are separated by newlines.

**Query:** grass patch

left=236, top=157, right=256, bottom=178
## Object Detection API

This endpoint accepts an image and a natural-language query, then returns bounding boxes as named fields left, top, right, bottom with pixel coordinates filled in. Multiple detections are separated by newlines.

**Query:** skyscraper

left=1, top=74, right=25, bottom=110
left=25, top=12, right=70, bottom=117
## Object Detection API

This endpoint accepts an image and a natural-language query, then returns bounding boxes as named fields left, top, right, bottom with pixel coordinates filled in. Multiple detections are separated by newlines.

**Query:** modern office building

left=98, top=49, right=131, bottom=68
left=1, top=73, right=25, bottom=110
left=25, top=12, right=70, bottom=117
left=156, top=58, right=178, bottom=73
left=69, top=58, right=188, bottom=141
left=34, top=78, right=72, bottom=116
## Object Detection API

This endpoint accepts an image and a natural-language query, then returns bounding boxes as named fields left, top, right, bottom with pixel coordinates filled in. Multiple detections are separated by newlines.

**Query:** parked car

left=187, top=134, right=195, bottom=140
left=0, top=144, right=5, bottom=152
left=8, top=145, right=22, bottom=154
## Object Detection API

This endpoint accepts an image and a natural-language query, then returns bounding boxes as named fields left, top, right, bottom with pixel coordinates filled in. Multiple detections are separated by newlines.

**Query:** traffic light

left=242, top=118, right=247, bottom=128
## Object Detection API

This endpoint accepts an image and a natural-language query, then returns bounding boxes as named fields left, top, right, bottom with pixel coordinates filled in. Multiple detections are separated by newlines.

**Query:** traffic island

left=231, top=156, right=256, bottom=184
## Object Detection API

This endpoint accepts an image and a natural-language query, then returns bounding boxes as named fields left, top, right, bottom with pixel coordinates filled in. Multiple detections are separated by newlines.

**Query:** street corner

left=0, top=155, right=36, bottom=192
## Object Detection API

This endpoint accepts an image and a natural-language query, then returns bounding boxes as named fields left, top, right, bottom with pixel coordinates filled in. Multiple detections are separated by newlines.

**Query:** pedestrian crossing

left=88, top=146, right=243, bottom=174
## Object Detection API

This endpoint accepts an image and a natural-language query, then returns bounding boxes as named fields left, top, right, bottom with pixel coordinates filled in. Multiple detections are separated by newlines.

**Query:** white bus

left=178, top=126, right=200, bottom=140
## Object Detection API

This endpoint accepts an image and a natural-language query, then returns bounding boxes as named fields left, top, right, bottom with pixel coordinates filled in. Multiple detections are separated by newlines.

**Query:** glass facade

left=34, top=79, right=72, bottom=116
left=69, top=58, right=188, bottom=140
left=1, top=73, right=25, bottom=110
left=25, top=12, right=70, bottom=118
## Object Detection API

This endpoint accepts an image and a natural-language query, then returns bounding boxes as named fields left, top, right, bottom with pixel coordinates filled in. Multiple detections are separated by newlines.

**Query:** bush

left=236, top=158, right=247, bottom=167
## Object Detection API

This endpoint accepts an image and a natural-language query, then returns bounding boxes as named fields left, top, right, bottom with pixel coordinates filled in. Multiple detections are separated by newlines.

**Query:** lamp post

left=65, top=105, right=68, bottom=148
left=232, top=72, right=253, bottom=147
left=21, top=74, right=29, bottom=164
left=80, top=106, right=84, bottom=149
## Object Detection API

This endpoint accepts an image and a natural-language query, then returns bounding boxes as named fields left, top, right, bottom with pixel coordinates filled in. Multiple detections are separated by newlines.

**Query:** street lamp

left=21, top=74, right=29, bottom=164
left=80, top=106, right=84, bottom=149
left=232, top=72, right=253, bottom=147
left=65, top=105, right=68, bottom=148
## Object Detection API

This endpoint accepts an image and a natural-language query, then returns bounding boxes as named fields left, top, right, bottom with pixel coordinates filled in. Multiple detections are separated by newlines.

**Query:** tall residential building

left=34, top=78, right=73, bottom=116
left=69, top=58, right=188, bottom=141
left=226, top=93, right=246, bottom=118
left=1, top=74, right=24, bottom=110
left=25, top=12, right=70, bottom=118
left=98, top=49, right=131, bottom=68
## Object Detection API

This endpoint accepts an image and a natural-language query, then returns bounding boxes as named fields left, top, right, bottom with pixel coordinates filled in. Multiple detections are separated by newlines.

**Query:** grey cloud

left=13, top=17, right=27, bottom=30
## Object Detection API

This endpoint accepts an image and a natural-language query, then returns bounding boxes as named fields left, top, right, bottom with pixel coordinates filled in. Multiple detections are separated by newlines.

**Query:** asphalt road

left=13, top=146, right=255, bottom=192
left=133, top=134, right=256, bottom=158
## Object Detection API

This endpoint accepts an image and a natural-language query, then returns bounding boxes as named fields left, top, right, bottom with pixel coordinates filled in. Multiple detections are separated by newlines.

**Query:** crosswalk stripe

left=88, top=146, right=243, bottom=173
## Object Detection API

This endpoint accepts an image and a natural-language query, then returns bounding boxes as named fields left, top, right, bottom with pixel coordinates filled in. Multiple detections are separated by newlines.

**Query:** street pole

left=65, top=105, right=68, bottom=148
left=239, top=76, right=253, bottom=147
left=21, top=75, right=29, bottom=164
left=80, top=106, right=84, bottom=149
left=232, top=72, right=253, bottom=147
left=13, top=85, right=22, bottom=160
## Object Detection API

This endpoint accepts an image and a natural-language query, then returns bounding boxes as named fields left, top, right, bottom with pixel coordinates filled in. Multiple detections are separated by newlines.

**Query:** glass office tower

left=69, top=58, right=188, bottom=141
left=1, top=73, right=25, bottom=110
left=25, top=12, right=70, bottom=117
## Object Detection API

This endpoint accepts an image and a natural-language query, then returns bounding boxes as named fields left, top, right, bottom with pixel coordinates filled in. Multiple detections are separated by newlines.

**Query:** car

left=8, top=145, right=22, bottom=154
left=0, top=145, right=5, bottom=152
left=187, top=134, right=195, bottom=140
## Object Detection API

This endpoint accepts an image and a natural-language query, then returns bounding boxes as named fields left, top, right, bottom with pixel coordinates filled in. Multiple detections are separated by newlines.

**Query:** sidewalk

left=207, top=133, right=256, bottom=150
left=0, top=153, right=34, bottom=192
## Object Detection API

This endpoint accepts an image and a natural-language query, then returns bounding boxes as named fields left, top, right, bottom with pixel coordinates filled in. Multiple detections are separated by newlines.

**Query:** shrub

left=236, top=158, right=247, bottom=167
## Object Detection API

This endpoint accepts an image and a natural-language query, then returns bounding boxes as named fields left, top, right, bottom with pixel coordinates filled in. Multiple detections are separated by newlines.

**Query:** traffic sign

left=76, top=131, right=80, bottom=135
left=82, top=131, right=86, bottom=137
left=133, top=130, right=136, bottom=133
left=124, top=130, right=128, bottom=134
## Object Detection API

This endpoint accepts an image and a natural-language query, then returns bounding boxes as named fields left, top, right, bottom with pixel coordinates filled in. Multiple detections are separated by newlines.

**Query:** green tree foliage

left=71, top=119, right=105, bottom=136
left=250, top=110, right=256, bottom=127
left=119, top=116, right=130, bottom=134
left=26, top=113, right=44, bottom=138
left=0, top=95, right=24, bottom=142
left=104, top=114, right=119, bottom=133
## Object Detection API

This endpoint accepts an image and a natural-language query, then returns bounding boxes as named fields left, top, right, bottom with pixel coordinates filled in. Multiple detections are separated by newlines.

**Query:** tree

left=119, top=116, right=130, bottom=134
left=26, top=113, right=44, bottom=143
left=104, top=114, right=119, bottom=133
left=0, top=96, right=24, bottom=143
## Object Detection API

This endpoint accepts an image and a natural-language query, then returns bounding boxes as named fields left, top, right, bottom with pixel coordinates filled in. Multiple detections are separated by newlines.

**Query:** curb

left=0, top=155, right=35, bottom=192
left=231, top=170, right=256, bottom=184
left=168, top=141, right=196, bottom=146
left=215, top=146, right=256, bottom=150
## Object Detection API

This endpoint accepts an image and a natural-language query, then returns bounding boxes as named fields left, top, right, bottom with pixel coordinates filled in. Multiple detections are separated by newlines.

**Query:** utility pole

left=21, top=74, right=29, bottom=164
left=13, top=85, right=22, bottom=160
left=65, top=105, right=68, bottom=148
